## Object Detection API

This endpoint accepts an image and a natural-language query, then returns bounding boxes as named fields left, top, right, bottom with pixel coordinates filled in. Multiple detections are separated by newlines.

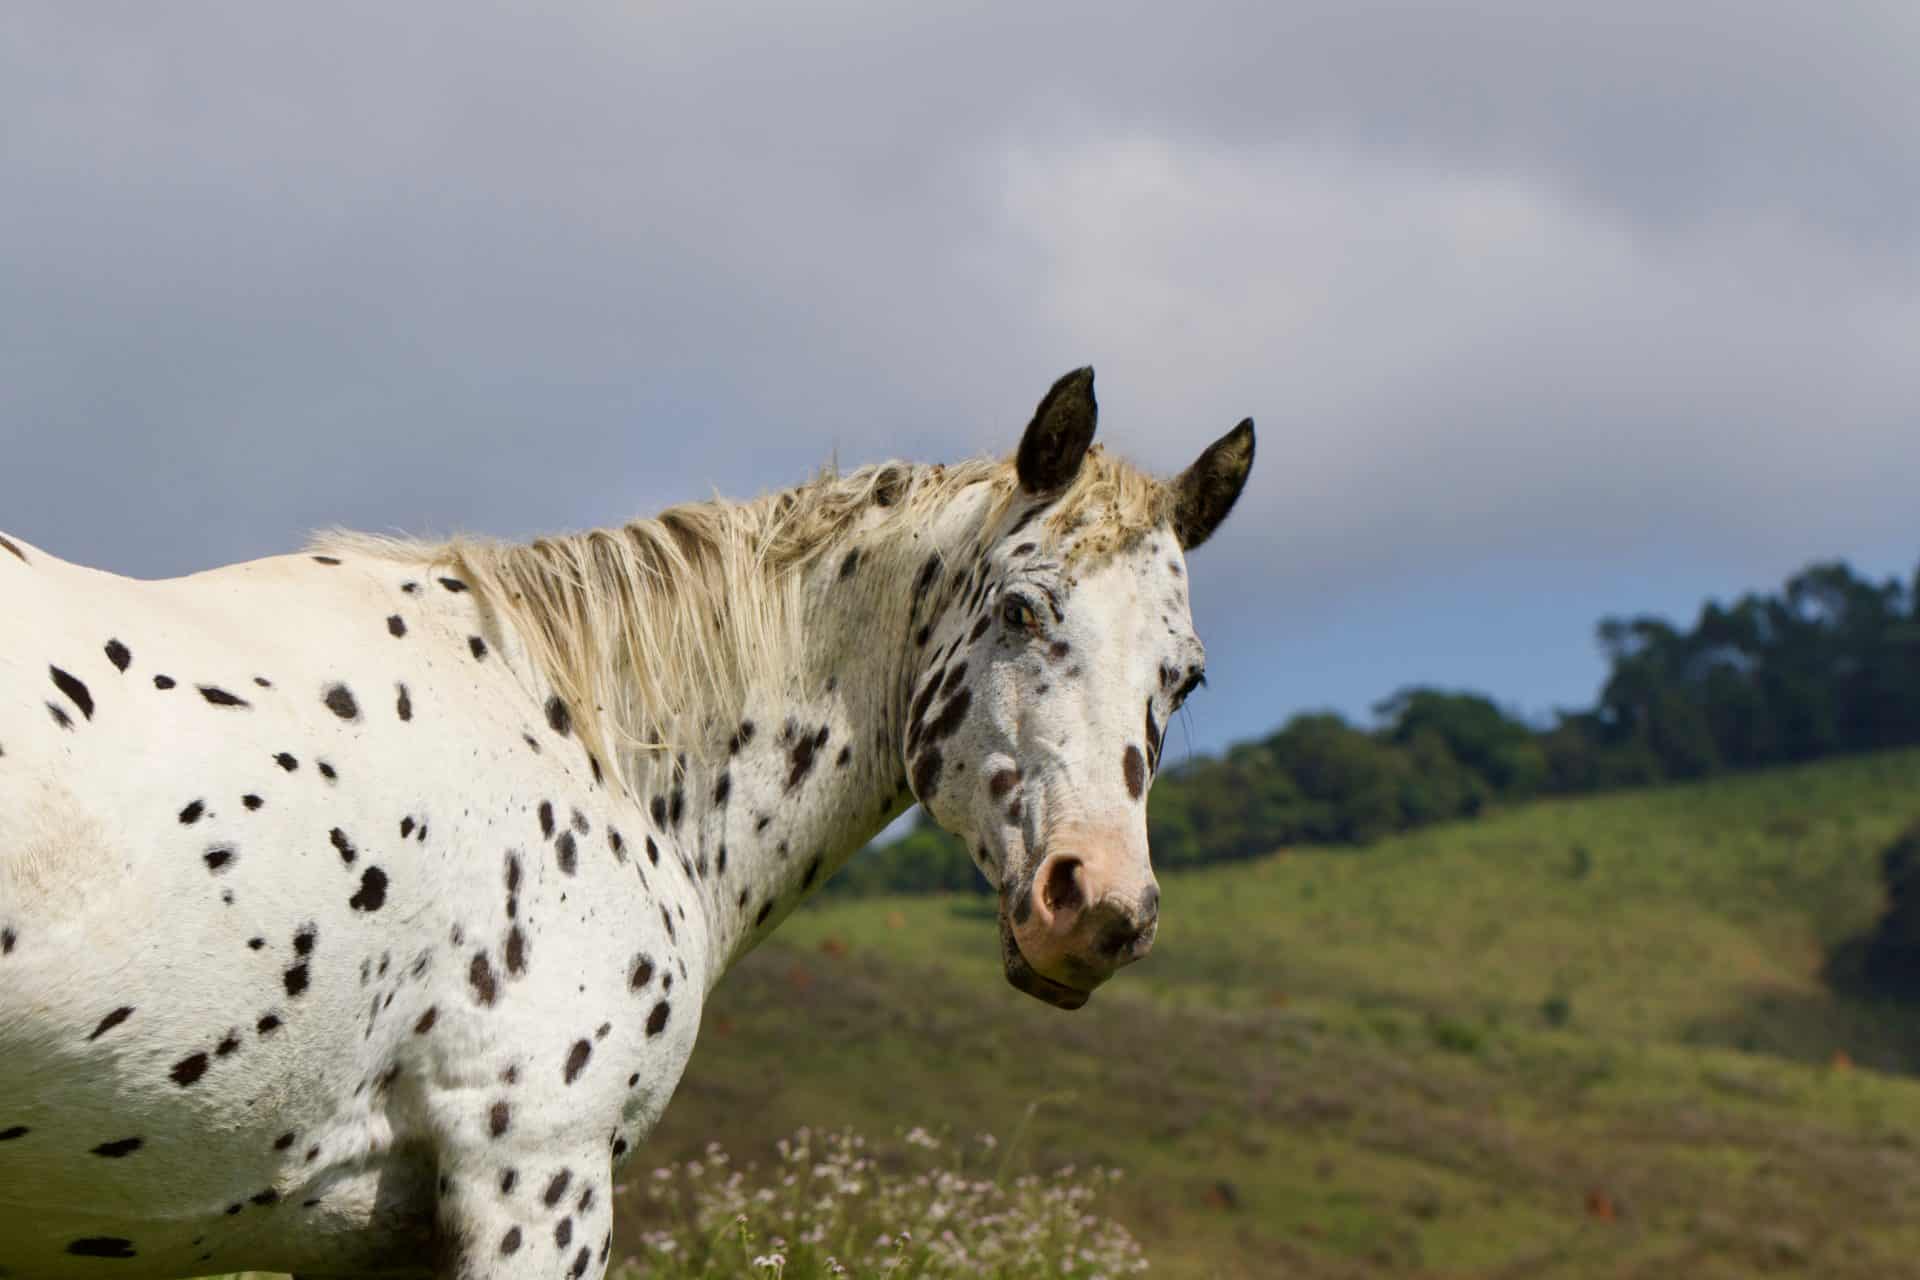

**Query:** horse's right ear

left=1017, top=367, right=1097, bottom=494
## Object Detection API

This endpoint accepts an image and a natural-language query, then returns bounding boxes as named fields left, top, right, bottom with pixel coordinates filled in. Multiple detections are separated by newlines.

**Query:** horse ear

left=1017, top=367, right=1098, bottom=494
left=1172, top=418, right=1255, bottom=550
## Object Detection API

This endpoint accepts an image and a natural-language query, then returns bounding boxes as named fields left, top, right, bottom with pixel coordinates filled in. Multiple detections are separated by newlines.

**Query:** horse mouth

left=997, top=913, right=1094, bottom=1010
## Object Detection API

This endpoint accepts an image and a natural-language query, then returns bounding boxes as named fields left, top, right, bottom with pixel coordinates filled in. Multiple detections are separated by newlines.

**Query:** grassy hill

left=625, top=748, right=1920, bottom=1277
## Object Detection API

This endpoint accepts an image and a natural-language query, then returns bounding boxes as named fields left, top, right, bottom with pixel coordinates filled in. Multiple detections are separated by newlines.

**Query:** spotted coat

left=0, top=370, right=1252, bottom=1279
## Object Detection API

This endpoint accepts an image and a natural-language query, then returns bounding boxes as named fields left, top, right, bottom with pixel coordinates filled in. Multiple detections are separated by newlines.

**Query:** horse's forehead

left=1049, top=526, right=1190, bottom=613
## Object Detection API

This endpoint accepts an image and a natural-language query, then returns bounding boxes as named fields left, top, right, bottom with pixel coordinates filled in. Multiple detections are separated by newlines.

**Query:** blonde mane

left=315, top=446, right=1169, bottom=791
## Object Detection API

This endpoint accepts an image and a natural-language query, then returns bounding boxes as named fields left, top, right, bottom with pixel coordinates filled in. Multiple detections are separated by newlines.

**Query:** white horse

left=0, top=369, right=1253, bottom=1279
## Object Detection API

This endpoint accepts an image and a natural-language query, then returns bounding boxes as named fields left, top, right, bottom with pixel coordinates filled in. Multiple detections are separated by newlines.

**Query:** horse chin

left=997, top=913, right=1094, bottom=1010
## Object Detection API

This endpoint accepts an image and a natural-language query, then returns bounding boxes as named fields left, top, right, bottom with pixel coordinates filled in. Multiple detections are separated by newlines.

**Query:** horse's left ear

left=1017, top=367, right=1098, bottom=494
left=1172, top=418, right=1256, bottom=550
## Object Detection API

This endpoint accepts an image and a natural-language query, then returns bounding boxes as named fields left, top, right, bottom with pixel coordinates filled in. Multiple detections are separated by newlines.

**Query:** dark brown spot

left=500, top=1226, right=522, bottom=1256
left=88, top=1006, right=134, bottom=1041
left=563, top=1039, right=591, bottom=1084
left=396, top=684, right=412, bottom=721
left=415, top=1006, right=438, bottom=1035
left=203, top=846, right=235, bottom=873
left=786, top=732, right=821, bottom=790
left=198, top=685, right=249, bottom=708
left=170, top=1052, right=209, bottom=1086
left=387, top=614, right=406, bottom=637
left=469, top=951, right=498, bottom=1006
left=438, top=576, right=468, bottom=592
left=911, top=748, right=944, bottom=801
left=104, top=639, right=131, bottom=672
left=178, top=800, right=204, bottom=824
left=539, top=801, right=555, bottom=839
left=312, top=555, right=342, bottom=566
left=630, top=954, right=654, bottom=991
left=90, top=1137, right=143, bottom=1157
left=274, top=1131, right=296, bottom=1150
left=349, top=866, right=388, bottom=912
left=913, top=553, right=942, bottom=605
left=257, top=1014, right=282, bottom=1035
left=275, top=752, right=298, bottom=771
left=543, top=1169, right=573, bottom=1207
left=330, top=828, right=356, bottom=865
left=989, top=768, right=1020, bottom=799
left=1123, top=744, right=1147, bottom=800
left=489, top=1101, right=511, bottom=1137
left=646, top=1001, right=670, bottom=1037
left=505, top=927, right=527, bottom=975
left=153, top=674, right=175, bottom=689
left=546, top=696, right=571, bottom=736
left=322, top=685, right=358, bottom=720
left=242, top=794, right=263, bottom=810
left=556, top=831, right=577, bottom=874
left=468, top=635, right=487, bottom=660
left=924, top=688, right=972, bottom=743
left=65, top=1238, right=136, bottom=1259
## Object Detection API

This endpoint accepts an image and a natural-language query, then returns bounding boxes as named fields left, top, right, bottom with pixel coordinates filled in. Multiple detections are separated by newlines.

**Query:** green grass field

left=206, top=749, right=1920, bottom=1277
left=628, top=748, right=1920, bottom=1277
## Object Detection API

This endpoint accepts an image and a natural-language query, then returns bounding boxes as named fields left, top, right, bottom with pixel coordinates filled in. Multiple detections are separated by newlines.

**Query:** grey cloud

left=2, top=1, right=1914, bottom=751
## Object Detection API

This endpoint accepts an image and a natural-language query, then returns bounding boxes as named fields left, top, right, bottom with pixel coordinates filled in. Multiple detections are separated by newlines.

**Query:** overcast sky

left=3, top=2, right=1916, bottom=759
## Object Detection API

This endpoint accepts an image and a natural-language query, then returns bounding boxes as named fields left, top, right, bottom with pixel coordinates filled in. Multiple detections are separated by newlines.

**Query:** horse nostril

left=1095, top=908, right=1152, bottom=961
left=1041, top=856, right=1086, bottom=917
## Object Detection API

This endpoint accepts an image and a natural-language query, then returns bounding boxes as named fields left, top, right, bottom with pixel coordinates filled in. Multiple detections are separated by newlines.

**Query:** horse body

left=0, top=369, right=1253, bottom=1278
left=0, top=540, right=718, bottom=1277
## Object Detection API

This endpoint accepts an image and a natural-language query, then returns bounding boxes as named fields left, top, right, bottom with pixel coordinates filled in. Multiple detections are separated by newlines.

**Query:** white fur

left=0, top=416, right=1231, bottom=1278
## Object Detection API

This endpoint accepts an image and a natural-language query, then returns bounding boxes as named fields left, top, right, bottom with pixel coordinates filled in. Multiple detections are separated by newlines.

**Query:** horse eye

left=1173, top=670, right=1207, bottom=707
left=1001, top=595, right=1037, bottom=630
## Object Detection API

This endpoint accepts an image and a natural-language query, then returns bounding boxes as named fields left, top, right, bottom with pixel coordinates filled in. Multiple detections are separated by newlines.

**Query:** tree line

left=827, top=558, right=1920, bottom=896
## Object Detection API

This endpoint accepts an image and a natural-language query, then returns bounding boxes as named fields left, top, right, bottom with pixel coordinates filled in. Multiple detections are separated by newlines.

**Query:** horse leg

left=434, top=1148, right=615, bottom=1280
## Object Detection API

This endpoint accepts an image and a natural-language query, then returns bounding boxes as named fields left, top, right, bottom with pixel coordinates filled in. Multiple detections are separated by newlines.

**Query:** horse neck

left=635, top=482, right=999, bottom=986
